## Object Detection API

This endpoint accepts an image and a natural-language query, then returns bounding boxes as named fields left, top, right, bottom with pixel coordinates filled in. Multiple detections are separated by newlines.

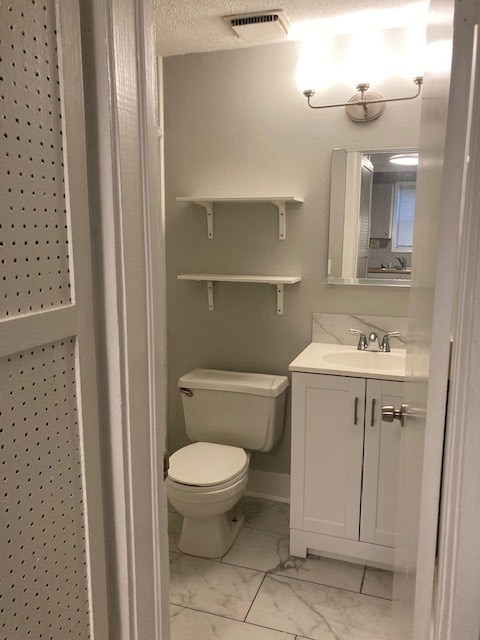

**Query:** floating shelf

left=178, top=274, right=301, bottom=315
left=176, top=196, right=304, bottom=240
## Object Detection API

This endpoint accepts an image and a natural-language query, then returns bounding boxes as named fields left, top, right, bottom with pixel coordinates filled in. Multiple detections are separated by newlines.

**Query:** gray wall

left=163, top=33, right=420, bottom=474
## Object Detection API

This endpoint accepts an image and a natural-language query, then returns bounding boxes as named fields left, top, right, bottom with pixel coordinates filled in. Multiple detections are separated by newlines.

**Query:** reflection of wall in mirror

left=357, top=157, right=374, bottom=278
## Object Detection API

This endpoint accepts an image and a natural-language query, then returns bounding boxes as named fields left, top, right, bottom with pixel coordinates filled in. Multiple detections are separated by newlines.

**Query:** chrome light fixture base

left=345, top=88, right=385, bottom=122
left=303, top=76, right=423, bottom=123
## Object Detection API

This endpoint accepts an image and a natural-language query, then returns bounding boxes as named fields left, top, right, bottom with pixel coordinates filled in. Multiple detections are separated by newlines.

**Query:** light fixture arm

left=304, top=76, right=423, bottom=119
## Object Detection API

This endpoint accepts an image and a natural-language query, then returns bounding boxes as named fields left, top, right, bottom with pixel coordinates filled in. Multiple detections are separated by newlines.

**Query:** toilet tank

left=178, top=369, right=289, bottom=452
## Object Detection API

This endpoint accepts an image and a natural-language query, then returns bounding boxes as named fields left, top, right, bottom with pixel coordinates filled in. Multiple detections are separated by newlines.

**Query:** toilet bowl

left=166, top=442, right=250, bottom=558
left=165, top=368, right=289, bottom=558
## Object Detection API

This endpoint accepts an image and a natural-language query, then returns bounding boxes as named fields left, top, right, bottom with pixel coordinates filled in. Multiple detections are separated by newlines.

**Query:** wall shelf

left=176, top=196, right=303, bottom=240
left=178, top=273, right=301, bottom=315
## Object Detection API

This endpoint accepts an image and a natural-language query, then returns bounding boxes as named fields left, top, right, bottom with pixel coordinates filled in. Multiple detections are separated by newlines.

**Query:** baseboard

left=245, top=470, right=290, bottom=503
left=289, top=528, right=394, bottom=569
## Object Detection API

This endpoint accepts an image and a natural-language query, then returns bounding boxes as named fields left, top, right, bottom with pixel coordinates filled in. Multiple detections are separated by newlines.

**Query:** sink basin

left=322, top=350, right=406, bottom=372
left=289, top=343, right=407, bottom=379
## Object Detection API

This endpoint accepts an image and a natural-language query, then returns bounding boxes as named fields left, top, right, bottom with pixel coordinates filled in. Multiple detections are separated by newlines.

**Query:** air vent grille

left=224, top=10, right=290, bottom=43
left=230, top=14, right=280, bottom=27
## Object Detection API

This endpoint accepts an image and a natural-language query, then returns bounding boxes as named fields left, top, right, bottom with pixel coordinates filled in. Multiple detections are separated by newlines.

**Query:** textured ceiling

left=154, top=0, right=427, bottom=57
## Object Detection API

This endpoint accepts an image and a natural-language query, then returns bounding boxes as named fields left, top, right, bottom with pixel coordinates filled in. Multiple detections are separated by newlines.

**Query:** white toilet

left=165, top=368, right=289, bottom=558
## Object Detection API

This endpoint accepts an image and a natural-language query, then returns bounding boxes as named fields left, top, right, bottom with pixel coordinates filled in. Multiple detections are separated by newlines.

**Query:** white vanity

left=289, top=341, right=406, bottom=568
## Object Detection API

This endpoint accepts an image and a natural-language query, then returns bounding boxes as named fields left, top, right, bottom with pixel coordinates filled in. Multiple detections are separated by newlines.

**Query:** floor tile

left=169, top=554, right=265, bottom=621
left=222, top=527, right=289, bottom=572
left=361, top=568, right=393, bottom=600
left=241, top=497, right=290, bottom=535
left=246, top=574, right=392, bottom=640
left=271, top=555, right=364, bottom=592
left=170, top=604, right=296, bottom=639
left=168, top=511, right=183, bottom=552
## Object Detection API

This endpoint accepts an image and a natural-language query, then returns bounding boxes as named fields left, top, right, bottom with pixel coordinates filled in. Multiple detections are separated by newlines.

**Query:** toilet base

left=178, top=507, right=244, bottom=558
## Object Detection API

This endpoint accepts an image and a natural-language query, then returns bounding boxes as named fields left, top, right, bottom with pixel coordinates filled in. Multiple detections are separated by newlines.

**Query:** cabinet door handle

left=354, top=397, right=359, bottom=425
left=371, top=398, right=376, bottom=427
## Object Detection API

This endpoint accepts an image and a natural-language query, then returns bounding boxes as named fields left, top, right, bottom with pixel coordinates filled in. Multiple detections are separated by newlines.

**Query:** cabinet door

left=361, top=379, right=404, bottom=547
left=370, top=183, right=394, bottom=238
left=291, top=373, right=366, bottom=540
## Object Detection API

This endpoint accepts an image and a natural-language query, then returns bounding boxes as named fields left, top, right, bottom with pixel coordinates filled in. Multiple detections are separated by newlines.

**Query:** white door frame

left=80, top=0, right=169, bottom=638
left=436, top=16, right=480, bottom=640
left=56, top=2, right=110, bottom=635
left=396, top=1, right=480, bottom=635
left=414, top=2, right=478, bottom=637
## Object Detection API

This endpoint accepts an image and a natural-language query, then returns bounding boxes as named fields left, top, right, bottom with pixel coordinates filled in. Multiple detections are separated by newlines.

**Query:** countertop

left=367, top=268, right=411, bottom=274
left=289, top=343, right=407, bottom=381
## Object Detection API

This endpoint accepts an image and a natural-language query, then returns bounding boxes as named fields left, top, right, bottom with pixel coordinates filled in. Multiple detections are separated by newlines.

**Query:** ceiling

left=154, top=0, right=428, bottom=57
left=370, top=152, right=419, bottom=172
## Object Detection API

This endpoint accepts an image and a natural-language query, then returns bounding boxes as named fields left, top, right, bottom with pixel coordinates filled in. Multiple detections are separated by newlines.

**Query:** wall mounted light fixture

left=302, top=76, right=423, bottom=122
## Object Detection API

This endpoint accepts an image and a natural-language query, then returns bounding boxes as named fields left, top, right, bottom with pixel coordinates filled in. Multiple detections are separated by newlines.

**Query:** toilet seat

left=167, top=442, right=249, bottom=489
left=166, top=467, right=249, bottom=497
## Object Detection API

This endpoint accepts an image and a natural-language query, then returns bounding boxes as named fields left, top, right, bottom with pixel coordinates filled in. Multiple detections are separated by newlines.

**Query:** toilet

left=165, top=368, right=289, bottom=558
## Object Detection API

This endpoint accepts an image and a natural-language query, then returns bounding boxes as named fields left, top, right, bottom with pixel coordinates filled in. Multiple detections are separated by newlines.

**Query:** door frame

left=435, top=15, right=480, bottom=640
left=393, top=1, right=480, bottom=637
left=80, top=0, right=169, bottom=638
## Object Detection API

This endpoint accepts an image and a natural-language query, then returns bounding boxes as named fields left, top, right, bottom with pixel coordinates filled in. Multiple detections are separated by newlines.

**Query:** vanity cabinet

left=290, top=372, right=403, bottom=567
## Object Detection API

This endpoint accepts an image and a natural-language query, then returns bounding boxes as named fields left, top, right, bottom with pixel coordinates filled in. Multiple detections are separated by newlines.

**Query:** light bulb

left=343, top=30, right=388, bottom=87
left=296, top=44, right=323, bottom=94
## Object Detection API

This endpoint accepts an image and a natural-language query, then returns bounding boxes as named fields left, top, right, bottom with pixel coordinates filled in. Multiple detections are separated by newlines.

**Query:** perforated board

left=0, top=338, right=91, bottom=639
left=0, top=1, right=94, bottom=638
left=1, top=0, right=72, bottom=320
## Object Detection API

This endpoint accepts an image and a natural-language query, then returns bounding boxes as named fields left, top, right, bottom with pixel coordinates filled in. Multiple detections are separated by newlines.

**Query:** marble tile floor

left=168, top=497, right=394, bottom=640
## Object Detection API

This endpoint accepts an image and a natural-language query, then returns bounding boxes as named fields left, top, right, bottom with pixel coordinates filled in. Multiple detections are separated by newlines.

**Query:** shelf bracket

left=194, top=201, right=214, bottom=239
left=275, top=284, right=284, bottom=315
left=272, top=201, right=287, bottom=240
left=207, top=281, right=214, bottom=311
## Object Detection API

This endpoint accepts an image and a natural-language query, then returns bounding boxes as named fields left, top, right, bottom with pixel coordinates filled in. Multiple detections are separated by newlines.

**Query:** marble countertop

left=289, top=343, right=407, bottom=381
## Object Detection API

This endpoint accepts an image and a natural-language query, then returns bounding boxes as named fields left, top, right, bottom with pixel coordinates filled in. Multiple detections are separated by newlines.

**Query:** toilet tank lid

left=178, top=369, right=289, bottom=397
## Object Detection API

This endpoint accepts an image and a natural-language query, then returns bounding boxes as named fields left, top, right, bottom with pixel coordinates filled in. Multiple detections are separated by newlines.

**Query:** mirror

left=327, top=147, right=417, bottom=286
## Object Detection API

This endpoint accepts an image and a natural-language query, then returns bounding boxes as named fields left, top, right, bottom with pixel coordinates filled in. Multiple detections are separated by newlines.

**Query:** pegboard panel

left=0, top=0, right=72, bottom=320
left=0, top=338, right=91, bottom=640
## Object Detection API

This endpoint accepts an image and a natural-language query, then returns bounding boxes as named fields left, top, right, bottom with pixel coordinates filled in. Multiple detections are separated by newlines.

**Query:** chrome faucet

left=350, top=329, right=400, bottom=352
left=368, top=331, right=380, bottom=349
left=380, top=331, right=400, bottom=352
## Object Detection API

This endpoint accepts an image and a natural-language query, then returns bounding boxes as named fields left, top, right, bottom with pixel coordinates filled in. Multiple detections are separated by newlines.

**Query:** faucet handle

left=380, top=331, right=400, bottom=352
left=350, top=328, right=368, bottom=351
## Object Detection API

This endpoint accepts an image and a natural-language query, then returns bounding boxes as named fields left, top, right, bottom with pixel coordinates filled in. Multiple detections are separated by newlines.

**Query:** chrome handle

left=354, top=397, right=359, bottom=425
left=350, top=329, right=367, bottom=351
left=179, top=387, right=193, bottom=397
left=371, top=399, right=376, bottom=427
left=380, top=331, right=401, bottom=352
left=382, top=403, right=408, bottom=427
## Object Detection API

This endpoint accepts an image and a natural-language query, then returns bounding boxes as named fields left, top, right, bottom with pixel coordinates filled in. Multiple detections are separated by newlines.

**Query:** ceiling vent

left=224, top=10, right=291, bottom=44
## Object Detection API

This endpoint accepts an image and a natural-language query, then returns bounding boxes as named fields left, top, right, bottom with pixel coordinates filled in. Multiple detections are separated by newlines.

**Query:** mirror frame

left=327, top=146, right=417, bottom=287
